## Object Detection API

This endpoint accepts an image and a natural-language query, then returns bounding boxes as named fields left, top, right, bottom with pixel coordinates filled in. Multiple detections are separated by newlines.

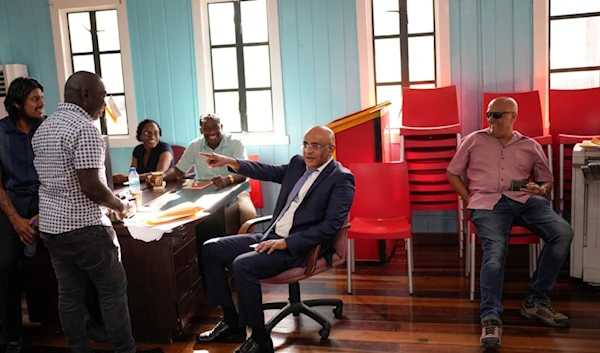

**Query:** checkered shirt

left=32, top=103, right=108, bottom=234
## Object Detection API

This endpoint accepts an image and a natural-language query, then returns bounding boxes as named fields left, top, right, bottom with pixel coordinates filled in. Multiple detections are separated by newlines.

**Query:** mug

left=151, top=171, right=164, bottom=188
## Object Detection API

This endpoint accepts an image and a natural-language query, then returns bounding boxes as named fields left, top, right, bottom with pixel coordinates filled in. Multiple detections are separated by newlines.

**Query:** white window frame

left=49, top=0, right=139, bottom=148
left=192, top=0, right=289, bottom=146
left=533, top=0, right=550, bottom=133
left=356, top=0, right=452, bottom=111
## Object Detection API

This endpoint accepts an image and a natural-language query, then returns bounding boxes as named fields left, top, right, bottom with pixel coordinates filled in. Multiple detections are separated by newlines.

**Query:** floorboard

left=5, top=234, right=600, bottom=352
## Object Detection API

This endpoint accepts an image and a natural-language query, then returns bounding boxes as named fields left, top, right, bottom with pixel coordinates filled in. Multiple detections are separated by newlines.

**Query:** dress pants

left=203, top=233, right=291, bottom=327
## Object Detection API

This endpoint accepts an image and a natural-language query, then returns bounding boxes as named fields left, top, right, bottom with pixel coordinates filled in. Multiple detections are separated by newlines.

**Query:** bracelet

left=228, top=175, right=234, bottom=184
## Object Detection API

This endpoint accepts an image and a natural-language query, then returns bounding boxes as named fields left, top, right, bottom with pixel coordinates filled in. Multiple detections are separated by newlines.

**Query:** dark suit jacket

left=232, top=155, right=355, bottom=266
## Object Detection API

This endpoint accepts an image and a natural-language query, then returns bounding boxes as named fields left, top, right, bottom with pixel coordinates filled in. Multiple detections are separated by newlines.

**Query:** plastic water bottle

left=128, top=167, right=140, bottom=192
left=24, top=220, right=37, bottom=257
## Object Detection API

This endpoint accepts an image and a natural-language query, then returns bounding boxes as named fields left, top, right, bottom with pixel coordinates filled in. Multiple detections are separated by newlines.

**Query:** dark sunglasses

left=486, top=111, right=514, bottom=119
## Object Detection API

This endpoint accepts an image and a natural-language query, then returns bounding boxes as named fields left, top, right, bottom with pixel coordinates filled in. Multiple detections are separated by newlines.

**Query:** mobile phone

left=510, top=180, right=529, bottom=191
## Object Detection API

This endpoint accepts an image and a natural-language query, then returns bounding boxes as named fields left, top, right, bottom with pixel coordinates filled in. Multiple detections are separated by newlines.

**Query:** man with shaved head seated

left=32, top=71, right=162, bottom=353
left=446, top=97, right=573, bottom=349
left=195, top=126, right=355, bottom=353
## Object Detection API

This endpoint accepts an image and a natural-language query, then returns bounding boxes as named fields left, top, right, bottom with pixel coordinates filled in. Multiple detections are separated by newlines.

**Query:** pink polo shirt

left=447, top=129, right=553, bottom=210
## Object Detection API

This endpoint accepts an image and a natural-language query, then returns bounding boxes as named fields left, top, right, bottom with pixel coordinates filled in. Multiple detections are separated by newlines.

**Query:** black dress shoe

left=234, top=337, right=274, bottom=353
left=196, top=320, right=246, bottom=343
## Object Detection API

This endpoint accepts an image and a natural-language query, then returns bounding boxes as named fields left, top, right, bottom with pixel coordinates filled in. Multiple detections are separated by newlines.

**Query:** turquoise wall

left=0, top=0, right=536, bottom=233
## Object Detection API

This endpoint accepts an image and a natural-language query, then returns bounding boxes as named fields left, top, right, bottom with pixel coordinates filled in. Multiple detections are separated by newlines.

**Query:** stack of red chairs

left=400, top=85, right=464, bottom=256
left=549, top=87, right=600, bottom=217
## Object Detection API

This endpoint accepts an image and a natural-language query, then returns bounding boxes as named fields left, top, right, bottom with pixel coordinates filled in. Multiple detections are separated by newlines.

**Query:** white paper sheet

left=123, top=211, right=210, bottom=242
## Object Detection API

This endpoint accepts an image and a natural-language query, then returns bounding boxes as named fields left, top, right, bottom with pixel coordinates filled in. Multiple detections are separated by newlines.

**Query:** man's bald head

left=488, top=96, right=518, bottom=115
left=64, top=71, right=107, bottom=120
left=486, top=96, right=518, bottom=139
left=302, top=125, right=335, bottom=169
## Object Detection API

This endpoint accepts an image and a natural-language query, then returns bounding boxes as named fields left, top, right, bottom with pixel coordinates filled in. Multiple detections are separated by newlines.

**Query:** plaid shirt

left=32, top=103, right=109, bottom=234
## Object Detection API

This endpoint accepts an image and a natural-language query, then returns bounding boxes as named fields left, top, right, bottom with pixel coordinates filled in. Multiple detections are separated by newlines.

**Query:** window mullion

left=89, top=11, right=107, bottom=135
left=233, top=1, right=248, bottom=132
left=399, top=0, right=410, bottom=87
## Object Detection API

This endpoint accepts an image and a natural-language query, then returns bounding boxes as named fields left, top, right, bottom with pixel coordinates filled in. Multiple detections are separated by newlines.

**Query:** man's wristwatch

left=227, top=175, right=234, bottom=185
left=540, top=185, right=547, bottom=196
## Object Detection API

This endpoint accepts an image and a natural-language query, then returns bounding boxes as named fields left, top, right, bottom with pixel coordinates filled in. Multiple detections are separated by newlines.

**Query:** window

left=193, top=0, right=288, bottom=145
left=50, top=0, right=138, bottom=148
left=357, top=0, right=450, bottom=128
left=549, top=0, right=600, bottom=89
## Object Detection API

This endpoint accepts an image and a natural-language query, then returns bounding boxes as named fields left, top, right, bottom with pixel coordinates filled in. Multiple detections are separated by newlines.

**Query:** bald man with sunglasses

left=446, top=97, right=573, bottom=349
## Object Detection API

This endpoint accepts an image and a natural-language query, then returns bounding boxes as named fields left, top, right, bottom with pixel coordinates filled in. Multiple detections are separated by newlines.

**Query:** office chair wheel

left=333, top=305, right=343, bottom=318
left=319, top=328, right=330, bottom=339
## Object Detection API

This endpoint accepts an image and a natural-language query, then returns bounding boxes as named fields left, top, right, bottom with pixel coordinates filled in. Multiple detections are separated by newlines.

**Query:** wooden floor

left=9, top=234, right=600, bottom=352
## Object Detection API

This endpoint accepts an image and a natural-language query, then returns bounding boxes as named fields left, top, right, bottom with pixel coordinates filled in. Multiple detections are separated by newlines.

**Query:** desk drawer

left=173, top=236, right=197, bottom=274
left=175, top=257, right=199, bottom=301
left=177, top=278, right=202, bottom=331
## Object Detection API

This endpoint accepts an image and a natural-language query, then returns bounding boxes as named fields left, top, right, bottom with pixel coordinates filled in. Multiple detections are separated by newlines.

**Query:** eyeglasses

left=486, top=111, right=515, bottom=119
left=143, top=131, right=159, bottom=137
left=302, top=143, right=331, bottom=150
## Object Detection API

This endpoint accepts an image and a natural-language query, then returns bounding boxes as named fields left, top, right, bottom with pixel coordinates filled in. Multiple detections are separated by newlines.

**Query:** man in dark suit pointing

left=196, top=126, right=355, bottom=353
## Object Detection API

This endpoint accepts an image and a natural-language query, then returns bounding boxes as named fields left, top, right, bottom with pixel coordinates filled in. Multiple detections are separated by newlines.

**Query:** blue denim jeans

left=41, top=226, right=136, bottom=353
left=469, top=195, right=573, bottom=324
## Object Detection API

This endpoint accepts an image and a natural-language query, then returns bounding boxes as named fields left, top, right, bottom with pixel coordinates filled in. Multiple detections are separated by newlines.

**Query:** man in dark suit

left=196, top=126, right=355, bottom=353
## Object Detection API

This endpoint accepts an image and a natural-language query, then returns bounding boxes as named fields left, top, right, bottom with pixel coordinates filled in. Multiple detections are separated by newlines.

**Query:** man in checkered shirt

left=32, top=71, right=162, bottom=353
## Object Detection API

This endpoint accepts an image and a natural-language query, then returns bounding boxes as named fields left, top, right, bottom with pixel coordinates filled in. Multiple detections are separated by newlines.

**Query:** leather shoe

left=4, top=340, right=24, bottom=353
left=196, top=320, right=246, bottom=343
left=234, top=337, right=274, bottom=353
left=136, top=348, right=164, bottom=353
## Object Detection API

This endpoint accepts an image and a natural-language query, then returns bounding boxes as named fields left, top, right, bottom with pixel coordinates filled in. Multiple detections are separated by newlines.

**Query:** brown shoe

left=521, top=298, right=570, bottom=328
left=480, top=319, right=502, bottom=349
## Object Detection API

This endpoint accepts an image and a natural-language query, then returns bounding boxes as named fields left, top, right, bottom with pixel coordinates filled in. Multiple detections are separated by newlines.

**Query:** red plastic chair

left=171, top=144, right=194, bottom=174
left=466, top=219, right=541, bottom=301
left=247, top=154, right=264, bottom=212
left=482, top=91, right=552, bottom=145
left=549, top=87, right=600, bottom=215
left=347, top=161, right=413, bottom=294
left=400, top=85, right=460, bottom=134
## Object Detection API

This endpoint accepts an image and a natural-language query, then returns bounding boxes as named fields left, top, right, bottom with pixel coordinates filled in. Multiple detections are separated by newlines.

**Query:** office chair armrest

left=238, top=215, right=273, bottom=234
left=305, top=244, right=321, bottom=277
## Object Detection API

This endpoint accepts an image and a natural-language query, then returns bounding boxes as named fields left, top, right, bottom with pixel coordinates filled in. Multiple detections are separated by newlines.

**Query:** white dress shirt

left=275, top=158, right=333, bottom=237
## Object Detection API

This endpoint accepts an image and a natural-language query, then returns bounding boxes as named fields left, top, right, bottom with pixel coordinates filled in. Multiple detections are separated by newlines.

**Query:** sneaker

left=86, top=319, right=108, bottom=342
left=521, top=298, right=570, bottom=328
left=480, top=319, right=502, bottom=349
left=5, top=340, right=24, bottom=353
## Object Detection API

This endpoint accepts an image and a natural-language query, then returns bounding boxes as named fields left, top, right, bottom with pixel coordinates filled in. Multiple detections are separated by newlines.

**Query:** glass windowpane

left=246, top=90, right=273, bottom=132
left=212, top=48, right=239, bottom=90
left=214, top=92, right=241, bottom=132
left=374, top=38, right=401, bottom=83
left=208, top=2, right=236, bottom=46
left=68, top=12, right=93, bottom=54
left=376, top=85, right=402, bottom=128
left=105, top=95, right=128, bottom=135
left=407, top=0, right=434, bottom=34
left=244, top=46, right=271, bottom=88
left=372, top=0, right=400, bottom=36
left=551, top=0, right=600, bottom=16
left=96, top=10, right=121, bottom=52
left=73, top=55, right=96, bottom=74
left=550, top=70, right=600, bottom=89
left=241, top=0, right=268, bottom=43
left=100, top=54, right=125, bottom=94
left=550, top=17, right=600, bottom=70
left=408, top=36, right=435, bottom=82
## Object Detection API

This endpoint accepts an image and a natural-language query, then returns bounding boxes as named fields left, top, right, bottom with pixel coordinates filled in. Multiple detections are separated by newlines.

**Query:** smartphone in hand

left=510, top=180, right=529, bottom=191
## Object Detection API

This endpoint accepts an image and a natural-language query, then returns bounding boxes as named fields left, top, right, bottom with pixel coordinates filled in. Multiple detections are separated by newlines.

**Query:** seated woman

left=113, top=119, right=174, bottom=184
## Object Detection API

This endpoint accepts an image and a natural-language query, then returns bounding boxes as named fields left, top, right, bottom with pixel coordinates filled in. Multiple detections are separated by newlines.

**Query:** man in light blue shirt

left=159, top=113, right=257, bottom=226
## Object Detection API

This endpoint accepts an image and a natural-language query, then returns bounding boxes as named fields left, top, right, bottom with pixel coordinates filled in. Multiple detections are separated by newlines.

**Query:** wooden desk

left=23, top=180, right=248, bottom=343
left=113, top=180, right=249, bottom=343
